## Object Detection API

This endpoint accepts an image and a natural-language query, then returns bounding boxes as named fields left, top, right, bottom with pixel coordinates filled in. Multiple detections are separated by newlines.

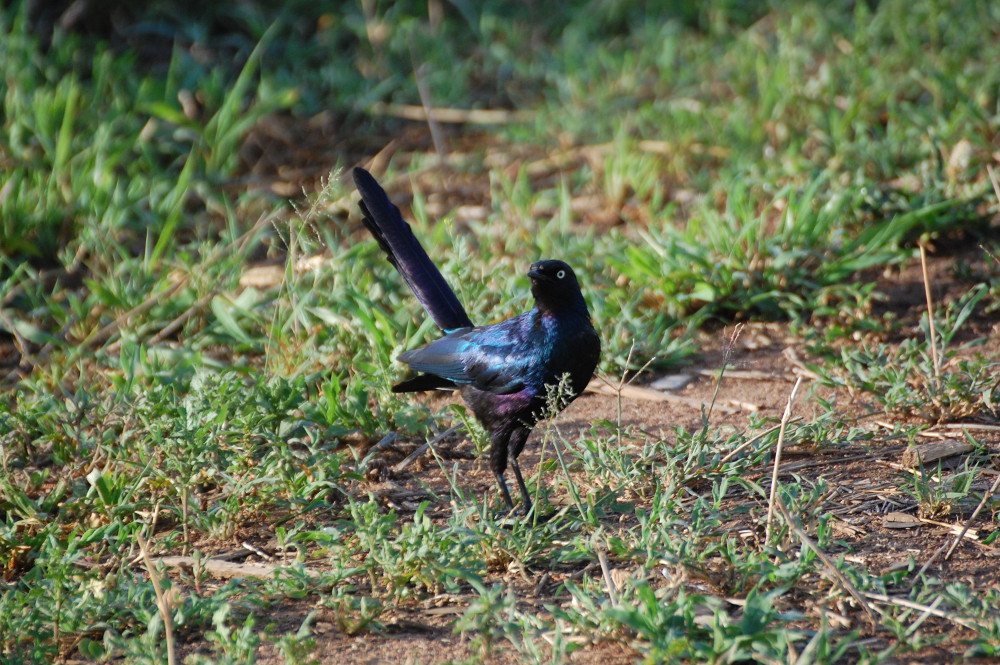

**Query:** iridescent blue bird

left=353, top=168, right=601, bottom=516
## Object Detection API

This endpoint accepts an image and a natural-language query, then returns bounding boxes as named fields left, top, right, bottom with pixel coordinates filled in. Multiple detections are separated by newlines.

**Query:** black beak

left=528, top=267, right=547, bottom=281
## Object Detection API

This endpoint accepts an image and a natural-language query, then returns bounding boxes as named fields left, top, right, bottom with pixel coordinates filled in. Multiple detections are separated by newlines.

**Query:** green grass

left=2, top=0, right=1000, bottom=662
left=809, top=284, right=1000, bottom=422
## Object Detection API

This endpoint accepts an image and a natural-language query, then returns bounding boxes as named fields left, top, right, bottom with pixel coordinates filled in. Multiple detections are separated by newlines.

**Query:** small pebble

left=649, top=374, right=695, bottom=391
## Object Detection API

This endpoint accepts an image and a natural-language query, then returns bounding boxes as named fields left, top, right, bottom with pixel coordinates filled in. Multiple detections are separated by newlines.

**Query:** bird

left=353, top=167, right=601, bottom=516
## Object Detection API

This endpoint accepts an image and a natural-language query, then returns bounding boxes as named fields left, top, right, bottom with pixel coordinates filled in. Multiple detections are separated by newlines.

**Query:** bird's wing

left=397, top=325, right=531, bottom=395
left=353, top=167, right=474, bottom=332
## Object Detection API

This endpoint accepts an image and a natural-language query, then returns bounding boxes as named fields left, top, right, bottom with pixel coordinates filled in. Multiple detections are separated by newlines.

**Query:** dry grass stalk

left=774, top=497, right=879, bottom=629
left=911, top=540, right=950, bottom=584
left=718, top=418, right=801, bottom=465
left=696, top=368, right=793, bottom=381
left=941, top=423, right=1000, bottom=432
left=765, top=376, right=803, bottom=543
left=370, top=102, right=536, bottom=125
left=359, top=432, right=400, bottom=472
left=863, top=591, right=978, bottom=631
left=596, top=549, right=619, bottom=606
left=136, top=532, right=177, bottom=665
left=903, top=595, right=945, bottom=638
left=706, top=324, right=744, bottom=423
left=944, top=471, right=1000, bottom=560
left=918, top=243, right=941, bottom=380
left=988, top=164, right=1000, bottom=207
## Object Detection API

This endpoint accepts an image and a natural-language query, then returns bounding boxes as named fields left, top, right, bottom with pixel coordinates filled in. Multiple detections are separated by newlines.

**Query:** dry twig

left=359, top=432, right=400, bottom=472
left=393, top=425, right=462, bottom=473
left=940, top=423, right=1000, bottom=432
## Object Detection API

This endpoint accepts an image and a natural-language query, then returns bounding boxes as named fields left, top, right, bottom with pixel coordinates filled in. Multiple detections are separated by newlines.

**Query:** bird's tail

left=353, top=167, right=474, bottom=332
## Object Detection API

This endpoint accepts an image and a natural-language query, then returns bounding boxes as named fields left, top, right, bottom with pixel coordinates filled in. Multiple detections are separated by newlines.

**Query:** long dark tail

left=353, top=168, right=474, bottom=332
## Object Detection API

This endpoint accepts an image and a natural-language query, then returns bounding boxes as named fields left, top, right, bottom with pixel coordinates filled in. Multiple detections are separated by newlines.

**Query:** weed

left=455, top=582, right=519, bottom=659
left=813, top=285, right=1000, bottom=421
left=899, top=458, right=988, bottom=520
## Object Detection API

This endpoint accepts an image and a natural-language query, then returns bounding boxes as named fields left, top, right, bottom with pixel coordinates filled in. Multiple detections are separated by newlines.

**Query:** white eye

left=557, top=270, right=566, bottom=279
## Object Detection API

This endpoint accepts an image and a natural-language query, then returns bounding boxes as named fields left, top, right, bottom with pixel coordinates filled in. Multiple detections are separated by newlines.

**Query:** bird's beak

left=527, top=268, right=545, bottom=281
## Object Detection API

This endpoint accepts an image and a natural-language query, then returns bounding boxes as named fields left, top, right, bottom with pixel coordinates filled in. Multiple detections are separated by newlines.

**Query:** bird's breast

left=533, top=312, right=600, bottom=393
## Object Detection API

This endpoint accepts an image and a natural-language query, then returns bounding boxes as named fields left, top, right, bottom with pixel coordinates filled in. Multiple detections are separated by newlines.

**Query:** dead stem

left=393, top=425, right=462, bottom=473
left=136, top=532, right=177, bottom=665
left=944, top=471, right=1000, bottom=560
left=918, top=243, right=941, bottom=381
left=775, top=497, right=879, bottom=629
left=765, top=376, right=803, bottom=543
left=705, top=324, right=744, bottom=423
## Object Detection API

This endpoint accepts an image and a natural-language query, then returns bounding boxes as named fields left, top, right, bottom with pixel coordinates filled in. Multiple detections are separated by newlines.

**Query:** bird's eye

left=556, top=270, right=566, bottom=279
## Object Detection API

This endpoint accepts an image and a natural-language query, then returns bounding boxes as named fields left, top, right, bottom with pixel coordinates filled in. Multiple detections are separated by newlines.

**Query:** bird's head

left=527, top=259, right=588, bottom=313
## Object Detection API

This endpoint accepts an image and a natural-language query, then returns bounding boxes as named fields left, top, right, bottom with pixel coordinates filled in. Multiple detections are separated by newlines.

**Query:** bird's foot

left=491, top=504, right=558, bottom=525
left=492, top=506, right=523, bottom=523
left=529, top=509, right=559, bottom=524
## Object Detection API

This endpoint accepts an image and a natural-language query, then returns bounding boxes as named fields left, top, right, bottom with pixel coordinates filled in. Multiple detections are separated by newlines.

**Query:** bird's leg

left=489, top=429, right=517, bottom=513
left=493, top=471, right=517, bottom=512
left=507, top=427, right=536, bottom=518
left=509, top=457, right=532, bottom=517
